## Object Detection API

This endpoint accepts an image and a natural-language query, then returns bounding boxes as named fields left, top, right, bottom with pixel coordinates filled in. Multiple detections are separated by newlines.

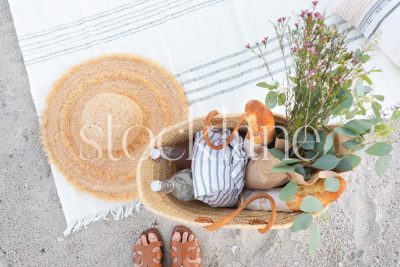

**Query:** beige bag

left=245, top=150, right=289, bottom=189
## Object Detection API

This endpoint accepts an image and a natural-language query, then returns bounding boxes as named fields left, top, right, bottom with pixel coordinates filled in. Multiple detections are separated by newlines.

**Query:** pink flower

left=245, top=43, right=251, bottom=49
left=300, top=10, right=308, bottom=17
left=262, top=36, right=269, bottom=44
left=277, top=17, right=286, bottom=23
left=291, top=47, right=297, bottom=53
left=306, top=69, right=317, bottom=78
left=304, top=42, right=313, bottom=48
left=312, top=1, right=319, bottom=6
left=308, top=47, right=317, bottom=55
left=314, top=12, right=323, bottom=19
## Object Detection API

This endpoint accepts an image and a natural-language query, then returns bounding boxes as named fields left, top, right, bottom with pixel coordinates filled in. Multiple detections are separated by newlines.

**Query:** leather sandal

left=133, top=228, right=164, bottom=267
left=170, top=225, right=201, bottom=267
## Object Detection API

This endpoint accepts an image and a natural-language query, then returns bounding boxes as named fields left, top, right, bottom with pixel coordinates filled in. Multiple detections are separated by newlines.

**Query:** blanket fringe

left=63, top=201, right=143, bottom=236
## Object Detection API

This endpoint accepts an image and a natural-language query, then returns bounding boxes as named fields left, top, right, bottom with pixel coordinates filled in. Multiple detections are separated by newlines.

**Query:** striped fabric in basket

left=192, top=129, right=247, bottom=208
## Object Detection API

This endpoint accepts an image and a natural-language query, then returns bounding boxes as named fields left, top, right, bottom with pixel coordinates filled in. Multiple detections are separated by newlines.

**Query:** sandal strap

left=133, top=241, right=164, bottom=267
left=170, top=240, right=201, bottom=267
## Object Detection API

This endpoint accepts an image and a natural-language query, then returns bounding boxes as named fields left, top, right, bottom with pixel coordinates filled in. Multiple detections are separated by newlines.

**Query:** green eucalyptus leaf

left=342, top=80, right=352, bottom=89
left=257, top=82, right=278, bottom=90
left=312, top=154, right=340, bottom=170
left=272, top=165, right=296, bottom=173
left=343, top=140, right=363, bottom=151
left=315, top=131, right=326, bottom=153
left=344, top=110, right=357, bottom=120
left=365, top=142, right=392, bottom=156
left=304, top=150, right=319, bottom=160
left=361, top=75, right=373, bottom=85
left=372, top=101, right=382, bottom=111
left=335, top=154, right=362, bottom=171
left=334, top=127, right=358, bottom=138
left=364, top=115, right=382, bottom=126
left=265, top=91, right=278, bottom=108
left=269, top=148, right=285, bottom=160
left=291, top=213, right=313, bottom=232
left=277, top=92, right=286, bottom=105
left=357, top=106, right=367, bottom=116
left=372, top=95, right=385, bottom=101
left=375, top=155, right=392, bottom=176
left=309, top=225, right=321, bottom=255
left=294, top=164, right=307, bottom=178
left=354, top=48, right=362, bottom=60
left=315, top=131, right=335, bottom=154
left=280, top=159, right=302, bottom=165
left=343, top=119, right=372, bottom=135
left=372, top=102, right=382, bottom=118
left=360, top=54, right=371, bottom=63
left=298, top=130, right=315, bottom=150
left=279, top=182, right=299, bottom=201
left=323, top=133, right=334, bottom=154
left=340, top=92, right=353, bottom=109
left=300, top=196, right=324, bottom=212
left=392, top=109, right=400, bottom=120
left=324, top=177, right=341, bottom=192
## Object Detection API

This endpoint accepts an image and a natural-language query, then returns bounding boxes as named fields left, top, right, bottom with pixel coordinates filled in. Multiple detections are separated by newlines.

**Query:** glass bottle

left=150, top=141, right=192, bottom=170
left=151, top=169, right=194, bottom=201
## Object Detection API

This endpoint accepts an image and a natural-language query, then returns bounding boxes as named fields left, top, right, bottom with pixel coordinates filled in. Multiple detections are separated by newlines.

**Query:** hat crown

left=81, top=92, right=143, bottom=151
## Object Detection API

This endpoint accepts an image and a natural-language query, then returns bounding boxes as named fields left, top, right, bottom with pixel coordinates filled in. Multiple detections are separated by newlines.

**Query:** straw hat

left=42, top=55, right=188, bottom=201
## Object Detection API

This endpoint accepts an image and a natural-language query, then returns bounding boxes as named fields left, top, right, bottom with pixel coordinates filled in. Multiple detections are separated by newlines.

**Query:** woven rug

left=8, top=0, right=400, bottom=235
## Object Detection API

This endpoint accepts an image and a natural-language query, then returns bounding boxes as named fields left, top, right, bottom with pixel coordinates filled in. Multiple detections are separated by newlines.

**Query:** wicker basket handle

left=201, top=193, right=277, bottom=234
left=202, top=111, right=247, bottom=150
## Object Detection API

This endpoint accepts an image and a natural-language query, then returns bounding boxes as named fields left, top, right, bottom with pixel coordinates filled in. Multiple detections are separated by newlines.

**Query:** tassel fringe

left=63, top=201, right=144, bottom=236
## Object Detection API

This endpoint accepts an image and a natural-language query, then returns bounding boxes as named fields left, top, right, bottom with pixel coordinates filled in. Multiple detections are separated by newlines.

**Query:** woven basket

left=136, top=114, right=306, bottom=230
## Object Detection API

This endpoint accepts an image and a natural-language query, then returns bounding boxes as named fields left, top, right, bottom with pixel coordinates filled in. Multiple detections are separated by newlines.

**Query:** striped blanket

left=8, top=0, right=400, bottom=234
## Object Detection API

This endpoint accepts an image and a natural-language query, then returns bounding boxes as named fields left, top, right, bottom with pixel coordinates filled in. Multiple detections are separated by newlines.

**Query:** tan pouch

left=245, top=150, right=290, bottom=189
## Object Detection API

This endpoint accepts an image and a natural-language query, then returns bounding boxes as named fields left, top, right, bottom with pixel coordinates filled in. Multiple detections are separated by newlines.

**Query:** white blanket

left=8, top=0, right=400, bottom=235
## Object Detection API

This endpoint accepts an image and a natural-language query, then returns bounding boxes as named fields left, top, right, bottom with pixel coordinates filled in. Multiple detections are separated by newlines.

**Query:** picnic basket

left=136, top=114, right=305, bottom=231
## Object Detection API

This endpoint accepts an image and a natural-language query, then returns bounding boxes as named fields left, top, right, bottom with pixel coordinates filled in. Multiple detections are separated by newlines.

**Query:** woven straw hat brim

left=42, top=54, right=188, bottom=201
left=136, top=114, right=325, bottom=230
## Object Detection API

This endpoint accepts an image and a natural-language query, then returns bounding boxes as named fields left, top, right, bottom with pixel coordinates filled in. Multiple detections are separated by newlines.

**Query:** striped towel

left=192, top=129, right=247, bottom=207
left=7, top=0, right=400, bottom=234
left=334, top=0, right=400, bottom=67
left=334, top=0, right=400, bottom=38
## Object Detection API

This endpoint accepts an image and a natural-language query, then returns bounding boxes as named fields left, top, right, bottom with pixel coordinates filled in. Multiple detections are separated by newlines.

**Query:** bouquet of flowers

left=246, top=1, right=399, bottom=254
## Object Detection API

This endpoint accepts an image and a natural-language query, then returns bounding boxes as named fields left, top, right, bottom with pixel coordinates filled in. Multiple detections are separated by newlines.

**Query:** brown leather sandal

left=133, top=228, right=164, bottom=267
left=170, top=225, right=201, bottom=267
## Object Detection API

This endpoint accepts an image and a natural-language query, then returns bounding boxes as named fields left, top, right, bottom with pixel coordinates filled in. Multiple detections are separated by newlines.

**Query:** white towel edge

left=63, top=201, right=141, bottom=236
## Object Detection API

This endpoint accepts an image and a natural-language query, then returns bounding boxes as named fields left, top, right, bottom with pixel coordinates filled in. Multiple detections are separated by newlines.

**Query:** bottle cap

left=151, top=180, right=162, bottom=192
left=150, top=148, right=161, bottom=160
